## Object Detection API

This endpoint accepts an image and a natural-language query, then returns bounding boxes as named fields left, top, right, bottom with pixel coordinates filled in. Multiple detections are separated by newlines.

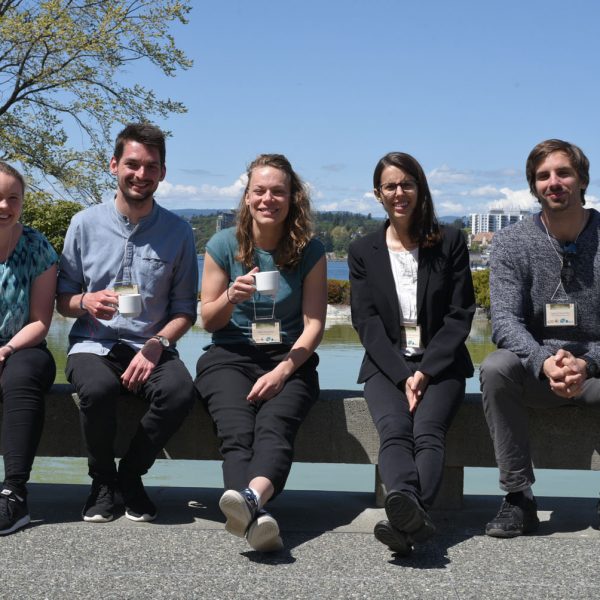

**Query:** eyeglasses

left=561, top=242, right=577, bottom=286
left=379, top=181, right=417, bottom=197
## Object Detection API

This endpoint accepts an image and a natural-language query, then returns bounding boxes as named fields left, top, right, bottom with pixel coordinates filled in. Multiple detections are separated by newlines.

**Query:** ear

left=109, top=156, right=118, bottom=175
left=374, top=188, right=383, bottom=203
left=160, top=164, right=166, bottom=182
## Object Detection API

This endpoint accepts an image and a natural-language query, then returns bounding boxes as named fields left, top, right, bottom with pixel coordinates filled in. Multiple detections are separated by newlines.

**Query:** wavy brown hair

left=373, top=152, right=441, bottom=247
left=236, top=154, right=314, bottom=269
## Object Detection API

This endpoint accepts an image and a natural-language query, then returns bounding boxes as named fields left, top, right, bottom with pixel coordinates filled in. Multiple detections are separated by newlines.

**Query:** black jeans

left=1, top=344, right=56, bottom=493
left=364, top=361, right=465, bottom=510
left=66, top=343, right=195, bottom=481
left=195, top=344, right=319, bottom=498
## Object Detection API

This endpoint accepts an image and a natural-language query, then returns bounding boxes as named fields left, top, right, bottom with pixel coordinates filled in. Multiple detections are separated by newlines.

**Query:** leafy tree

left=0, top=0, right=191, bottom=203
left=21, top=191, right=82, bottom=253
left=472, top=269, right=490, bottom=311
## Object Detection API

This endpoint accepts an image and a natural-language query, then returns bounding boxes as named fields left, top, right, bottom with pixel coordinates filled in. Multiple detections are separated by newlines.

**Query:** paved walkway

left=2, top=484, right=599, bottom=599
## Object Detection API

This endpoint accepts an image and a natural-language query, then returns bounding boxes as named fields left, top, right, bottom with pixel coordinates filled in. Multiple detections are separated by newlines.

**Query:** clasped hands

left=542, top=349, right=586, bottom=399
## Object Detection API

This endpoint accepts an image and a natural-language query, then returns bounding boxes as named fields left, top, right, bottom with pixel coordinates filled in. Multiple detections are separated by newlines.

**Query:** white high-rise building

left=470, top=210, right=530, bottom=234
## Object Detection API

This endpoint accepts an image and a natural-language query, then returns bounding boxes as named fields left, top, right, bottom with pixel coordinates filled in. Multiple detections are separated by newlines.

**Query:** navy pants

left=66, top=343, right=195, bottom=481
left=195, top=344, right=319, bottom=498
left=364, top=361, right=465, bottom=510
left=1, top=345, right=56, bottom=494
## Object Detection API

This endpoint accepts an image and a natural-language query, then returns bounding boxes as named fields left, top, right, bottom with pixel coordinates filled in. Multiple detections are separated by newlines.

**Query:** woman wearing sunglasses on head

left=348, top=152, right=475, bottom=556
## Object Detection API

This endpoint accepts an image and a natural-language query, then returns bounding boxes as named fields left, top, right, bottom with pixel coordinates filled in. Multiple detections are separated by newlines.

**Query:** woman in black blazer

left=348, top=152, right=475, bottom=556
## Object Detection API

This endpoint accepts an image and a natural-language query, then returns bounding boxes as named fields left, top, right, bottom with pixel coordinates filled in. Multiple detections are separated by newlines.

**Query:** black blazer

left=348, top=222, right=475, bottom=385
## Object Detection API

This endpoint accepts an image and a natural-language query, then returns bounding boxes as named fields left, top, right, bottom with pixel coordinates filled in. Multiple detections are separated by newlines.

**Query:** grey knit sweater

left=489, top=208, right=600, bottom=376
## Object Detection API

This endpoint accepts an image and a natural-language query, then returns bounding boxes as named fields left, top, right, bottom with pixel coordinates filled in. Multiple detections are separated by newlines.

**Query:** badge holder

left=251, top=294, right=281, bottom=344
left=400, top=322, right=422, bottom=348
left=544, top=279, right=577, bottom=327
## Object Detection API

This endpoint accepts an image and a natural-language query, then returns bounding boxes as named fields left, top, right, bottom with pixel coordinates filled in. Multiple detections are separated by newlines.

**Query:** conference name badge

left=544, top=303, right=577, bottom=327
left=400, top=323, right=422, bottom=348
left=251, top=320, right=282, bottom=345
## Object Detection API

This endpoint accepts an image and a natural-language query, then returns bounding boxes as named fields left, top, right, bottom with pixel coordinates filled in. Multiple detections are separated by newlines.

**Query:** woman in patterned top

left=0, top=162, right=58, bottom=535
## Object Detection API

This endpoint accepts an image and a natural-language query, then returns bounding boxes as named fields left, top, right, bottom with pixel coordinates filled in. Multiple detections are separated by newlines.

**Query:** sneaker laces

left=0, top=489, right=20, bottom=520
left=93, top=482, right=114, bottom=503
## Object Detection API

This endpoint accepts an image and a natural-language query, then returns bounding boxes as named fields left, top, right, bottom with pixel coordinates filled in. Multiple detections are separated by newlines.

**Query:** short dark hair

left=0, top=161, right=26, bottom=196
left=373, top=152, right=441, bottom=247
left=113, top=123, right=166, bottom=167
left=526, top=139, right=589, bottom=205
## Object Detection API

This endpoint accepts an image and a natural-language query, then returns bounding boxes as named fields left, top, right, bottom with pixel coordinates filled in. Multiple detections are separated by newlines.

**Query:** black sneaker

left=385, top=490, right=436, bottom=543
left=82, top=479, right=115, bottom=523
left=374, top=520, right=412, bottom=556
left=118, top=472, right=157, bottom=522
left=219, top=488, right=259, bottom=537
left=0, top=488, right=30, bottom=535
left=485, top=492, right=540, bottom=538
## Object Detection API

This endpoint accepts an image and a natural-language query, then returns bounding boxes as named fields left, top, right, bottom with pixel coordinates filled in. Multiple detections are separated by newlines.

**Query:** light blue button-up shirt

left=57, top=199, right=198, bottom=355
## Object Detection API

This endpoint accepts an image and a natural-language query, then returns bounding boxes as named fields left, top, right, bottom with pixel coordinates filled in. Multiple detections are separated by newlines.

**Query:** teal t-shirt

left=206, top=227, right=325, bottom=345
left=0, top=226, right=58, bottom=344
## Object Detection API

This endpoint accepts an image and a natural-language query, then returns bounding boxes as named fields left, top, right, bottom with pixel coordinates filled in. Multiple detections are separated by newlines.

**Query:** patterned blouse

left=0, top=226, right=58, bottom=344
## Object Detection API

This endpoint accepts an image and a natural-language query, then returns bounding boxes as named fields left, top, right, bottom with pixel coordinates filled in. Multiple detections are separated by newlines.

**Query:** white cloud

left=462, top=185, right=502, bottom=198
left=437, top=201, right=465, bottom=215
left=317, top=196, right=380, bottom=213
left=488, top=188, right=536, bottom=211
left=427, top=165, right=473, bottom=185
left=153, top=175, right=247, bottom=209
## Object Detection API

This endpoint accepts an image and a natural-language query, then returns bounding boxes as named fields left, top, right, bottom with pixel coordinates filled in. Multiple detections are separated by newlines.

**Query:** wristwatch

left=582, top=356, right=599, bottom=379
left=150, top=335, right=170, bottom=348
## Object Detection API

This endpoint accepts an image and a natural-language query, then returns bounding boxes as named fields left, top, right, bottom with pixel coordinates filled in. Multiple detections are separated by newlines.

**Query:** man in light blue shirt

left=57, top=123, right=198, bottom=523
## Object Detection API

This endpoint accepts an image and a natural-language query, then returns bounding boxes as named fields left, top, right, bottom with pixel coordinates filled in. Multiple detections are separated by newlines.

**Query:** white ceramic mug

left=253, top=270, right=280, bottom=296
left=118, top=293, right=142, bottom=317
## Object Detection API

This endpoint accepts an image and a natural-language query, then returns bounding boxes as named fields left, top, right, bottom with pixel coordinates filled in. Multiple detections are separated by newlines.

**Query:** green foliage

left=0, top=0, right=191, bottom=203
left=315, top=211, right=380, bottom=255
left=21, top=191, right=82, bottom=253
left=472, top=269, right=490, bottom=311
left=327, top=279, right=350, bottom=305
left=189, top=214, right=219, bottom=253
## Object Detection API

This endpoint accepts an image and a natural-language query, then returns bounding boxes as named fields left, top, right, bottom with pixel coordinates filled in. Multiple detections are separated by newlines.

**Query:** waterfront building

left=216, top=210, right=236, bottom=232
left=470, top=209, right=530, bottom=234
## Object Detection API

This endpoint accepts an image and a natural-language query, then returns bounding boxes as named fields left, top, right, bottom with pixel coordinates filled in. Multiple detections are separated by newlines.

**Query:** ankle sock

left=248, top=487, right=262, bottom=509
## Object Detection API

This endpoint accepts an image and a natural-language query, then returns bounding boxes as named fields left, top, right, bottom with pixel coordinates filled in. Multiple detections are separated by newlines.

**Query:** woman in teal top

left=195, top=154, right=327, bottom=553
left=0, top=162, right=58, bottom=536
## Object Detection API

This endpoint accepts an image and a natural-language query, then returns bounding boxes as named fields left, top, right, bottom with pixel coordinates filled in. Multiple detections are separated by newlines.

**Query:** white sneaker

left=246, top=511, right=283, bottom=552
left=219, top=489, right=257, bottom=537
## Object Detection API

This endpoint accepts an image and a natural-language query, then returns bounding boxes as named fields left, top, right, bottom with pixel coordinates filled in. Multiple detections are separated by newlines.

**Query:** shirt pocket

left=137, top=251, right=171, bottom=293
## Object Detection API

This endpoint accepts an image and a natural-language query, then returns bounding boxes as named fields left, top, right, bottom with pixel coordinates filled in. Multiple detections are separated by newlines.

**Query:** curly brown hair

left=236, top=154, right=314, bottom=269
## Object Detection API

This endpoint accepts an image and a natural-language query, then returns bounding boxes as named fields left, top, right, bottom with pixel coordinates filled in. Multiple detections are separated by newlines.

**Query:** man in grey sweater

left=481, top=139, right=600, bottom=538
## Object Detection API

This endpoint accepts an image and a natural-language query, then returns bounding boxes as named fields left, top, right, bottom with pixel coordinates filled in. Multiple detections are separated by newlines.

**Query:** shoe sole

left=485, top=520, right=540, bottom=539
left=0, top=514, right=30, bottom=535
left=83, top=513, right=113, bottom=523
left=373, top=521, right=411, bottom=556
left=125, top=509, right=157, bottom=523
left=219, top=490, right=252, bottom=537
left=385, top=491, right=436, bottom=543
left=246, top=514, right=283, bottom=552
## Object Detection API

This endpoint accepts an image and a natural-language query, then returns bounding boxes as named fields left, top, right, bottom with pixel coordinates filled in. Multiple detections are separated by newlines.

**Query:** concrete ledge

left=6, top=387, right=600, bottom=509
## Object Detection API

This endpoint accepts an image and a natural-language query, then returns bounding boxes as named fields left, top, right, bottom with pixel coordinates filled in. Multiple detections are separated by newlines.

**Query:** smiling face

left=534, top=151, right=586, bottom=214
left=0, top=172, right=23, bottom=231
left=375, top=165, right=418, bottom=227
left=245, top=166, right=291, bottom=233
left=110, top=140, right=166, bottom=206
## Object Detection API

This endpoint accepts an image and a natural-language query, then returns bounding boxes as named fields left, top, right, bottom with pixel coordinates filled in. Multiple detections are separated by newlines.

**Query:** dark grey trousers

left=480, top=348, right=600, bottom=492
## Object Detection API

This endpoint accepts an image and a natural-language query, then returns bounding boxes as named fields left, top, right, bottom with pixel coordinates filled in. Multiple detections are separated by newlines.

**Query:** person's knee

left=480, top=349, right=521, bottom=386
left=76, top=379, right=121, bottom=412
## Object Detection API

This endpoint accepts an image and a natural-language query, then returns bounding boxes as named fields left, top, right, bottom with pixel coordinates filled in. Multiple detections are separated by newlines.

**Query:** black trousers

left=1, top=345, right=56, bottom=493
left=364, top=361, right=464, bottom=509
left=66, top=343, right=195, bottom=481
left=195, top=344, right=319, bottom=498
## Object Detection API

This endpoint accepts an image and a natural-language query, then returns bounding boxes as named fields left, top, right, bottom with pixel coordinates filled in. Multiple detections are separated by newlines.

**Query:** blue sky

left=137, top=0, right=600, bottom=216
